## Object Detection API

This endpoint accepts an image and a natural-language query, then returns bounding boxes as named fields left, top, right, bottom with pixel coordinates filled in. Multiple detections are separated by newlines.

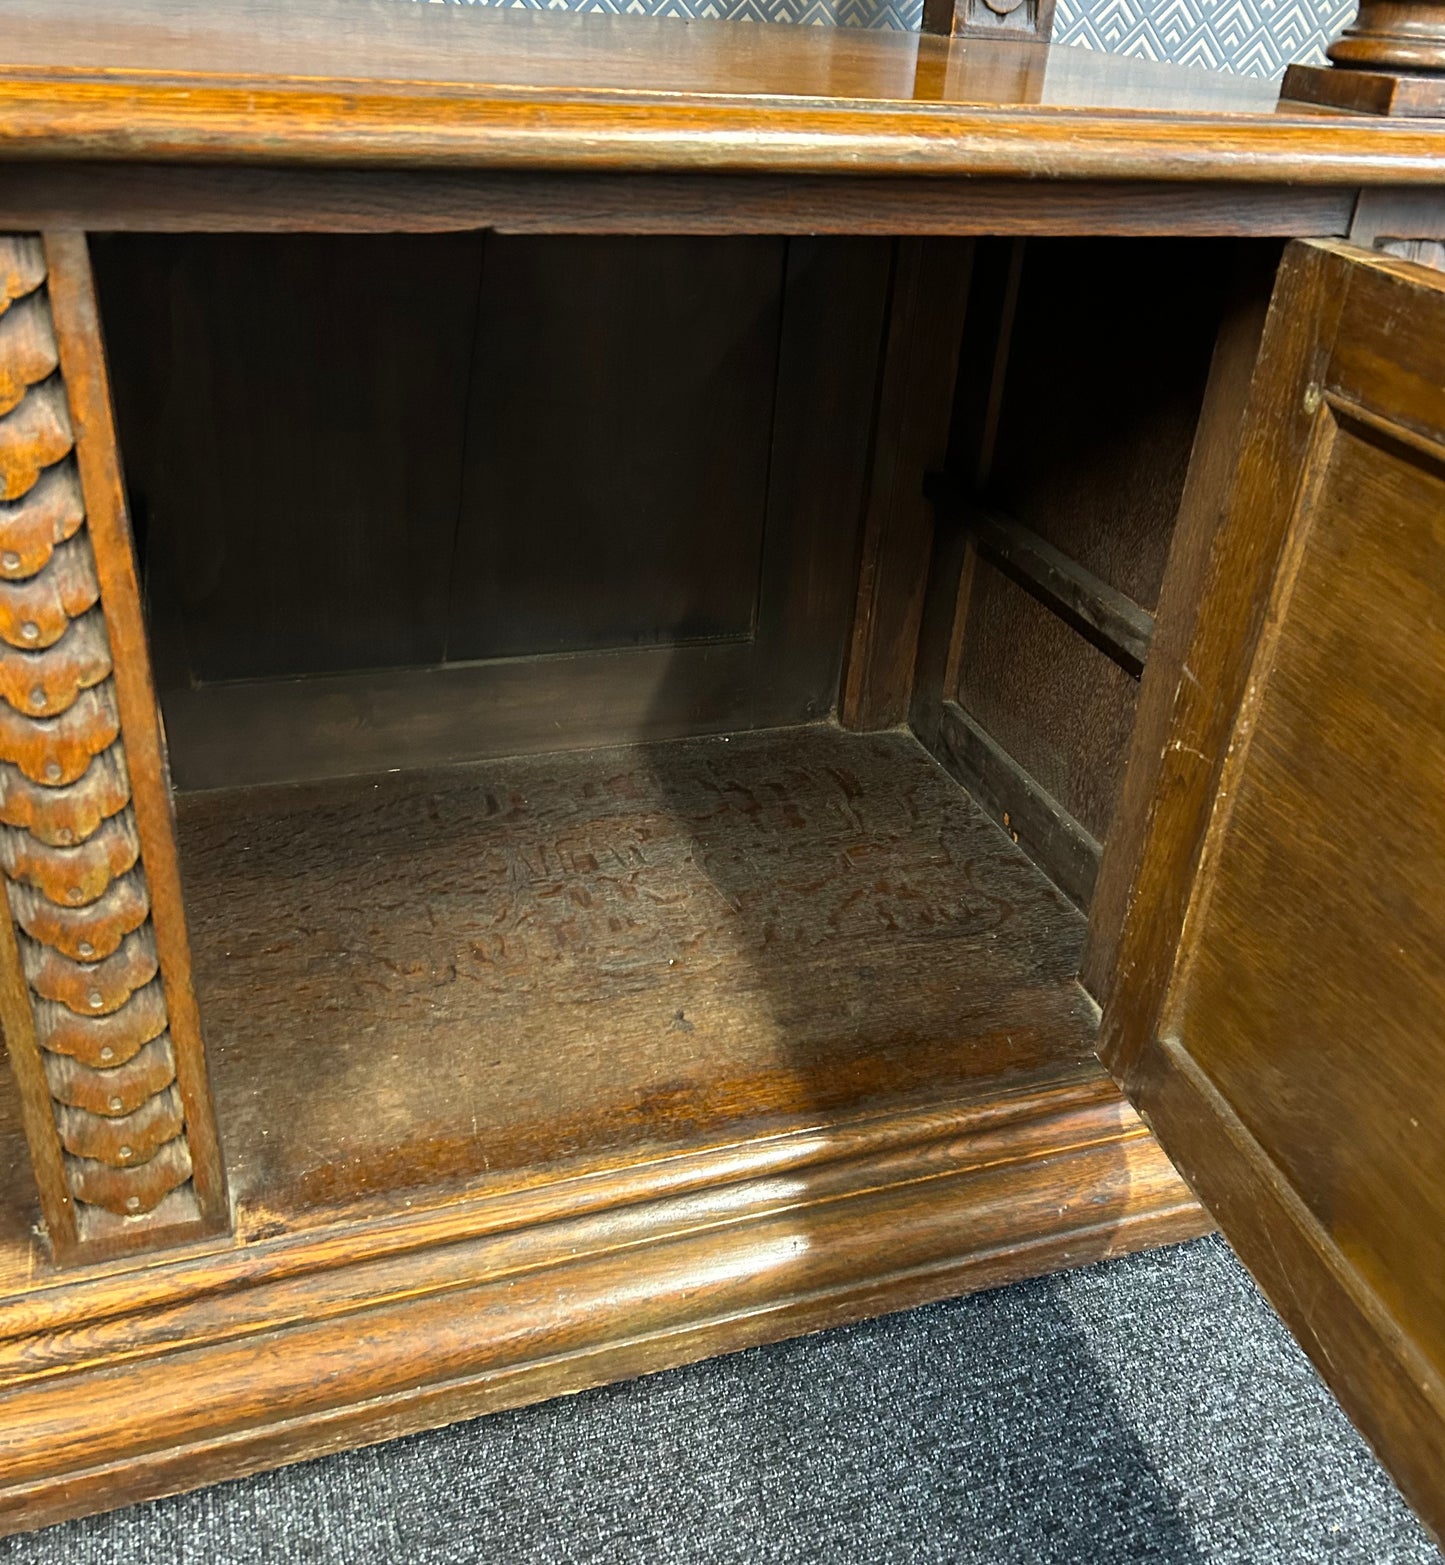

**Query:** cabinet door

left=1101, top=239, right=1445, bottom=1538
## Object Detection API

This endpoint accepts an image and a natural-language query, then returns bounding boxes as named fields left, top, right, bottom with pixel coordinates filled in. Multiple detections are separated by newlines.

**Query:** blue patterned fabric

left=418, top=0, right=925, bottom=30
left=1052, top=0, right=1351, bottom=74
left=416, top=0, right=1348, bottom=75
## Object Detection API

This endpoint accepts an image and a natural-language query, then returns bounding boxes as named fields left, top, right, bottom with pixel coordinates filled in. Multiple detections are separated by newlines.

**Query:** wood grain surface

left=983, top=238, right=1228, bottom=614
left=0, top=1069, right=1205, bottom=1536
left=96, top=232, right=485, bottom=684
left=935, top=700, right=1101, bottom=910
left=912, top=237, right=1238, bottom=918
left=0, top=168, right=1357, bottom=240
left=950, top=500, right=1155, bottom=674
left=0, top=5, right=1438, bottom=183
left=1081, top=246, right=1277, bottom=1003
left=842, top=238, right=971, bottom=731
left=447, top=234, right=782, bottom=663
left=955, top=561, right=1140, bottom=846
left=1283, top=58, right=1445, bottom=116
left=170, top=725, right=1097, bottom=1227
left=105, top=235, right=885, bottom=789
left=1102, top=240, right=1445, bottom=1545
left=0, top=721, right=1207, bottom=1534
left=0, top=3, right=1283, bottom=107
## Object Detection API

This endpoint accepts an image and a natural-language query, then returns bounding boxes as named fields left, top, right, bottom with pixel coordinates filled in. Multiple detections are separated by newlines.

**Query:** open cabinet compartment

left=0, top=229, right=1262, bottom=1264
left=0, top=226, right=1276, bottom=1527
left=78, top=233, right=1247, bottom=1235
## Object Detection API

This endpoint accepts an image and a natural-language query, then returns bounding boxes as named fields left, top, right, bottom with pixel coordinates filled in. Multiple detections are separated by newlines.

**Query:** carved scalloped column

left=0, top=232, right=227, bottom=1262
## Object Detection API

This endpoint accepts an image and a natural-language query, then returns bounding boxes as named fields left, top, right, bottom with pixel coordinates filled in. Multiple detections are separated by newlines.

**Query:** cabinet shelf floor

left=168, top=723, right=1097, bottom=1241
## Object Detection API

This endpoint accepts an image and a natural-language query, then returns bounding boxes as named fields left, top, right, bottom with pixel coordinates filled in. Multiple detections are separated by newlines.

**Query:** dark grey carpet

left=4, top=1235, right=1439, bottom=1564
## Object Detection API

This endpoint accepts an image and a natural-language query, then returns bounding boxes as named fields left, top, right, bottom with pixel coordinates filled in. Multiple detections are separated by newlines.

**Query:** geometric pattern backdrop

left=417, top=0, right=929, bottom=32
left=416, top=0, right=1354, bottom=75
left=1052, top=0, right=1353, bottom=74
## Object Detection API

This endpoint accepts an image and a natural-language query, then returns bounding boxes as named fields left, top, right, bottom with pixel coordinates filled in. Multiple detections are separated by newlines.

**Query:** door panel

left=1102, top=240, right=1445, bottom=1541
left=1169, top=409, right=1445, bottom=1358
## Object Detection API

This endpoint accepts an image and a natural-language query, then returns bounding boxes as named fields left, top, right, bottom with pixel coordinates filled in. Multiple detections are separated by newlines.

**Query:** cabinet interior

left=0, top=231, right=1275, bottom=1261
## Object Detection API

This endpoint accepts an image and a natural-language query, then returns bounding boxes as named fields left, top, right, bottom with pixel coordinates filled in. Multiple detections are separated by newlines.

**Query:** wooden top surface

left=3, top=0, right=1445, bottom=182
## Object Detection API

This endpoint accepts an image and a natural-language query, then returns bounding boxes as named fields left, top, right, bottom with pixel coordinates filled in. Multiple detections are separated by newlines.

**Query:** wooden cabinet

left=0, top=0, right=1442, bottom=1543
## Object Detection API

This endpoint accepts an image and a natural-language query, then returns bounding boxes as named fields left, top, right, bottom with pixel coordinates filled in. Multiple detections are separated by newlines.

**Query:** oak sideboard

left=0, top=0, right=1441, bottom=1540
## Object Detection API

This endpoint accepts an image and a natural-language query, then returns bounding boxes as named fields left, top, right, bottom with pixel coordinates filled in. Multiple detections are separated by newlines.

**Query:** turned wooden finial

left=1328, top=0, right=1445, bottom=70
left=1281, top=0, right=1445, bottom=114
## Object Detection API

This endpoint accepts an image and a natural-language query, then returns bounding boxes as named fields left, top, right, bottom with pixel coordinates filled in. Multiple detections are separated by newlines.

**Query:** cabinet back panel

left=94, top=234, right=888, bottom=786
left=95, top=232, right=485, bottom=682
left=449, top=235, right=783, bottom=662
left=97, top=233, right=792, bottom=682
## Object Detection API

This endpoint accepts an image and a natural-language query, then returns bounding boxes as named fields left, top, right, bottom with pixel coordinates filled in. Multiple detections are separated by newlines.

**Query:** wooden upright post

left=0, top=232, right=227, bottom=1263
left=1281, top=0, right=1445, bottom=115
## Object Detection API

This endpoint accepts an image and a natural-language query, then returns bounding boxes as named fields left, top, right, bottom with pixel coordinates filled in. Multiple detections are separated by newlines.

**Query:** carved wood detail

left=0, top=233, right=225, bottom=1253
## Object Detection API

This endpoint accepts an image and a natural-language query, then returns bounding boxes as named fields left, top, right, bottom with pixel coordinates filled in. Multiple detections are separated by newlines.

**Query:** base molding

left=1281, top=61, right=1445, bottom=116
left=0, top=1067, right=1207, bottom=1536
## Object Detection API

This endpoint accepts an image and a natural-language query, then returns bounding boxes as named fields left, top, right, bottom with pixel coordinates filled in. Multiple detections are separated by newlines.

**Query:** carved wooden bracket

left=920, top=0, right=1056, bottom=45
left=0, top=232, right=227, bottom=1263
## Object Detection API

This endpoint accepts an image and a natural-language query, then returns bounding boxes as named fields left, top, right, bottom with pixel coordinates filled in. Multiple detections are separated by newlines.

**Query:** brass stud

left=1, top=551, right=20, bottom=571
left=77, top=940, right=95, bottom=959
left=43, top=761, right=62, bottom=782
left=28, top=687, right=46, bottom=710
left=118, top=1145, right=132, bottom=1160
left=67, top=885, right=85, bottom=904
left=107, top=1095, right=123, bottom=1112
left=18, top=621, right=39, bottom=643
left=98, top=1045, right=115, bottom=1061
left=87, top=989, right=104, bottom=1010
left=125, top=1195, right=141, bottom=1211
